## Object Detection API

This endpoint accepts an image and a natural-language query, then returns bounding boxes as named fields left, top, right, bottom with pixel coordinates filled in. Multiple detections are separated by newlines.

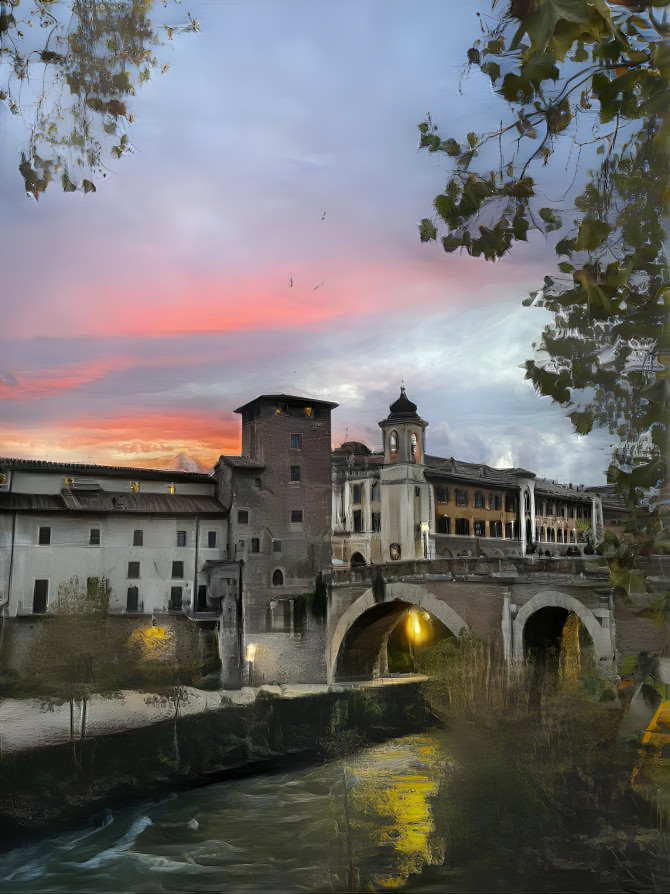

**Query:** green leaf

left=575, top=217, right=612, bottom=251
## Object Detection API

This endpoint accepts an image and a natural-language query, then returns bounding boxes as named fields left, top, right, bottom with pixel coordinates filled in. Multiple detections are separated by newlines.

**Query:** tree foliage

left=419, top=0, right=669, bottom=538
left=0, top=0, right=198, bottom=198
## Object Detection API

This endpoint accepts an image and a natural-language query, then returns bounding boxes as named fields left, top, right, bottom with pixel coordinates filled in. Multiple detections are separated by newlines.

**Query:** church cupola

left=379, top=386, right=428, bottom=464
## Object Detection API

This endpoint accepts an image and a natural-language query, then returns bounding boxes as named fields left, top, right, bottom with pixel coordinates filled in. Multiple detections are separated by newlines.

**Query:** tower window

left=290, top=433, right=301, bottom=449
left=290, top=509, right=303, bottom=523
left=411, top=432, right=418, bottom=459
left=272, top=569, right=284, bottom=586
left=389, top=430, right=398, bottom=459
left=290, top=465, right=301, bottom=482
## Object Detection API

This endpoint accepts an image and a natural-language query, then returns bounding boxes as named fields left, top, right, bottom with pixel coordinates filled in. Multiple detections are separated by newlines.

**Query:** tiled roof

left=424, top=455, right=534, bottom=489
left=0, top=457, right=212, bottom=482
left=218, top=455, right=266, bottom=470
left=0, top=492, right=226, bottom=515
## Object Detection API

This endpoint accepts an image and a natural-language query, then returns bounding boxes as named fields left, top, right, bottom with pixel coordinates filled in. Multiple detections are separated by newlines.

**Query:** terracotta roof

left=218, top=455, right=265, bottom=470
left=0, top=457, right=212, bottom=483
left=0, top=492, right=226, bottom=515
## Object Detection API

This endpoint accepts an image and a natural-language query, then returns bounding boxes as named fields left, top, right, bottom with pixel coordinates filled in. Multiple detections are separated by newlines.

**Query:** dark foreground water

left=0, top=732, right=655, bottom=893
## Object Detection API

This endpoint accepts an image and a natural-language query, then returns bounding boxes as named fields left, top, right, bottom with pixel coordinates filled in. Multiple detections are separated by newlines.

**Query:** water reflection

left=0, top=734, right=450, bottom=893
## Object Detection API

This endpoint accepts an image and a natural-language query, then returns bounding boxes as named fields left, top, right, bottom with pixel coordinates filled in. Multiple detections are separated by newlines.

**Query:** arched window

left=389, top=430, right=398, bottom=459
left=272, top=569, right=284, bottom=586
left=410, top=432, right=419, bottom=462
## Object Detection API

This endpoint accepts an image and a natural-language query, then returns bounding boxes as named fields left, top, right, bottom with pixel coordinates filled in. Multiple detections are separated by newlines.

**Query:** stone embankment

left=0, top=679, right=432, bottom=839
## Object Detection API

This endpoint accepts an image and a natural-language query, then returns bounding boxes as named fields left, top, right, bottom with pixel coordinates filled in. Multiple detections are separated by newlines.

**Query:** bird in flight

left=313, top=282, right=324, bottom=291
left=322, top=211, right=326, bottom=221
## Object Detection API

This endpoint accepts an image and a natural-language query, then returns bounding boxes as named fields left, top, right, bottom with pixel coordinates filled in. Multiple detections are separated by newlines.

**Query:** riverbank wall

left=0, top=682, right=433, bottom=840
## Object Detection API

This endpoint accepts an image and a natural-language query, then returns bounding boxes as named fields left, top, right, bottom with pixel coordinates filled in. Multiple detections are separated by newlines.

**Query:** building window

left=167, top=483, right=175, bottom=494
left=133, top=529, right=144, bottom=546
left=411, top=432, right=418, bottom=458
left=33, top=579, right=48, bottom=614
left=371, top=481, right=380, bottom=502
left=128, top=561, right=140, bottom=578
left=372, top=512, right=381, bottom=532
left=474, top=520, right=486, bottom=537
left=197, top=585, right=208, bottom=612
left=489, top=494, right=501, bottom=510
left=177, top=530, right=187, bottom=546
left=491, top=521, right=502, bottom=538
left=251, top=537, right=260, bottom=553
left=170, top=586, right=183, bottom=611
left=273, top=540, right=282, bottom=552
left=38, top=526, right=51, bottom=545
left=130, top=481, right=140, bottom=493
left=290, top=509, right=303, bottom=523
left=207, top=530, right=217, bottom=548
left=352, top=484, right=361, bottom=504
left=474, top=491, right=485, bottom=509
left=237, top=510, right=249, bottom=525
left=436, top=487, right=449, bottom=503
left=353, top=509, right=362, bottom=533
left=172, top=561, right=184, bottom=578
left=455, top=518, right=470, bottom=536
left=89, top=528, right=100, bottom=545
left=505, top=522, right=516, bottom=539
left=455, top=489, right=468, bottom=506
left=438, top=515, right=450, bottom=534
left=126, top=587, right=139, bottom=612
left=290, top=465, right=301, bottom=482
left=389, top=430, right=398, bottom=459
left=290, top=433, right=301, bottom=450
left=254, top=477, right=262, bottom=488
left=272, top=569, right=284, bottom=586
left=505, top=496, right=516, bottom=512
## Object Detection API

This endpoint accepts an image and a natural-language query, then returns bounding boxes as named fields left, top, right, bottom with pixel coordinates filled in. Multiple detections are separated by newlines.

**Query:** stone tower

left=378, top=387, right=430, bottom=562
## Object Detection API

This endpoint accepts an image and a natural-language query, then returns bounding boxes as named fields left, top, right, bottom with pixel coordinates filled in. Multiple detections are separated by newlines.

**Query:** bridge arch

left=512, top=590, right=614, bottom=671
left=327, top=581, right=469, bottom=684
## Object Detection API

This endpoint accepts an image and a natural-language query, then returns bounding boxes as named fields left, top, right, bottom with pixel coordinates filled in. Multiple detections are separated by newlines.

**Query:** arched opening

left=523, top=606, right=595, bottom=681
left=272, top=568, right=284, bottom=586
left=389, top=430, right=398, bottom=461
left=350, top=552, right=366, bottom=567
left=334, top=600, right=455, bottom=681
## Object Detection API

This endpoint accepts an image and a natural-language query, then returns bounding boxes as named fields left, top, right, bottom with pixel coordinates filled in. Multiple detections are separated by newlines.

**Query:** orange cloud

left=0, top=411, right=241, bottom=470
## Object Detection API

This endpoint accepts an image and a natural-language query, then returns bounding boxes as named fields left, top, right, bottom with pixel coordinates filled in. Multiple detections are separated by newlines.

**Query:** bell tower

left=378, top=387, right=429, bottom=562
left=379, top=386, right=428, bottom=465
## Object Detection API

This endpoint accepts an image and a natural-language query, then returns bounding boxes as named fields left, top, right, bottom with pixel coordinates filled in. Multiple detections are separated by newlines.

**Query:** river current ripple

left=0, top=734, right=451, bottom=893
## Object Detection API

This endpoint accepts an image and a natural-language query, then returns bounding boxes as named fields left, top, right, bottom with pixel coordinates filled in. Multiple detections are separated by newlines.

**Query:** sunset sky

left=0, top=1, right=613, bottom=483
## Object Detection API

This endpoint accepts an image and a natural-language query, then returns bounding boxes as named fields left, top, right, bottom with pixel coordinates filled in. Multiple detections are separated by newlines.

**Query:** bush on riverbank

left=415, top=634, right=668, bottom=887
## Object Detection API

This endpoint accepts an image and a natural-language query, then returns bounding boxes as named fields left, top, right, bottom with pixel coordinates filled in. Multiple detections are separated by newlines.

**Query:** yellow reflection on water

left=339, top=736, right=449, bottom=890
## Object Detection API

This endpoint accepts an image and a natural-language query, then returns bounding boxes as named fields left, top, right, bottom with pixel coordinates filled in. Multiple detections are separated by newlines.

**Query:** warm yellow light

left=245, top=642, right=257, bottom=662
left=406, top=610, right=423, bottom=643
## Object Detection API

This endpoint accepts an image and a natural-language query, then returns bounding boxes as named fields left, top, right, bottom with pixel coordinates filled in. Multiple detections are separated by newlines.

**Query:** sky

left=0, top=0, right=614, bottom=484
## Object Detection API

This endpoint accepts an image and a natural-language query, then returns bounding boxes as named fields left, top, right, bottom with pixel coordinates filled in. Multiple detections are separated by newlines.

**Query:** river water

left=0, top=731, right=652, bottom=893
left=0, top=734, right=452, bottom=893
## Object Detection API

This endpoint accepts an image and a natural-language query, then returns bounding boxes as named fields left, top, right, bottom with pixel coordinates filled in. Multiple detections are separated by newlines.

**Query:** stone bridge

left=320, top=555, right=616, bottom=684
